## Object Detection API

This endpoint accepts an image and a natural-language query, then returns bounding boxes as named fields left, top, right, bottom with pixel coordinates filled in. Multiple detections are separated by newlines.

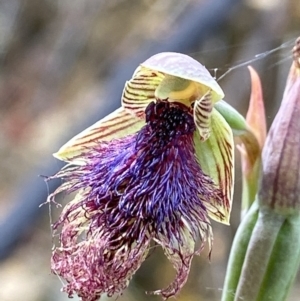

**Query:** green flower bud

left=259, top=38, right=300, bottom=216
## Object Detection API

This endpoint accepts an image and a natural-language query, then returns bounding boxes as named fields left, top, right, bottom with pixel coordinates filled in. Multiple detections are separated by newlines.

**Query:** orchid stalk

left=222, top=37, right=300, bottom=301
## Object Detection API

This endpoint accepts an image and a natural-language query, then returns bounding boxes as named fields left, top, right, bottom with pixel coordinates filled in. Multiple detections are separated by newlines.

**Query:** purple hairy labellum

left=47, top=52, right=235, bottom=301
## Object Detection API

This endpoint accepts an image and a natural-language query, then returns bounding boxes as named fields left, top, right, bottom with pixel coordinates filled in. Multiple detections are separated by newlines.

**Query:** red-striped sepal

left=54, top=107, right=145, bottom=163
left=194, top=108, right=234, bottom=224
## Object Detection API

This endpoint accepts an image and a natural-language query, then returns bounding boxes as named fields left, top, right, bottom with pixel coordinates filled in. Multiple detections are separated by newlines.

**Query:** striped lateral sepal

left=194, top=108, right=234, bottom=224
left=54, top=107, right=145, bottom=163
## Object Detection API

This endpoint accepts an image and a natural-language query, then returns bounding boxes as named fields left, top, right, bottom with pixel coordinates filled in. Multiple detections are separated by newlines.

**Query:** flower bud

left=259, top=38, right=300, bottom=215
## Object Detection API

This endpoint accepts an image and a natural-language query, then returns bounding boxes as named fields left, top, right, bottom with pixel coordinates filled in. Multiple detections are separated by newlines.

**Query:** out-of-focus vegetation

left=0, top=1, right=299, bottom=301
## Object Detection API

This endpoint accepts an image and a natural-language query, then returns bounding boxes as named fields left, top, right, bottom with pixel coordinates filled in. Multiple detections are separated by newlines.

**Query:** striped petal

left=121, top=66, right=165, bottom=117
left=54, top=107, right=145, bottom=163
left=193, top=90, right=213, bottom=141
left=194, top=108, right=234, bottom=224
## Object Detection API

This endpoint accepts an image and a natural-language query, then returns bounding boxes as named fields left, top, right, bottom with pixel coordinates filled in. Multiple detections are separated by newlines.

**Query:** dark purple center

left=144, top=100, right=195, bottom=146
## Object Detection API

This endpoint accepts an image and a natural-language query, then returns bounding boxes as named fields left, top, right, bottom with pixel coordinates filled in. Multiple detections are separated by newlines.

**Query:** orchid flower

left=48, top=52, right=235, bottom=301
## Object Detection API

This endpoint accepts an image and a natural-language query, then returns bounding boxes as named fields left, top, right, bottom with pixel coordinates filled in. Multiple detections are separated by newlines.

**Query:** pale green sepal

left=194, top=108, right=234, bottom=224
left=141, top=52, right=224, bottom=103
left=54, top=107, right=145, bottom=163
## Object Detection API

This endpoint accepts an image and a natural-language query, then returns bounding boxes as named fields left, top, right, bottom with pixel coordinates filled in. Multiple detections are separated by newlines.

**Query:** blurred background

left=0, top=0, right=299, bottom=300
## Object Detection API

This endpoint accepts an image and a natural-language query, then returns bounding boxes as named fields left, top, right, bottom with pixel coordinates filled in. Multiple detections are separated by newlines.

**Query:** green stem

left=234, top=208, right=285, bottom=301
left=222, top=202, right=300, bottom=301
left=256, top=214, right=300, bottom=301
left=221, top=201, right=259, bottom=301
